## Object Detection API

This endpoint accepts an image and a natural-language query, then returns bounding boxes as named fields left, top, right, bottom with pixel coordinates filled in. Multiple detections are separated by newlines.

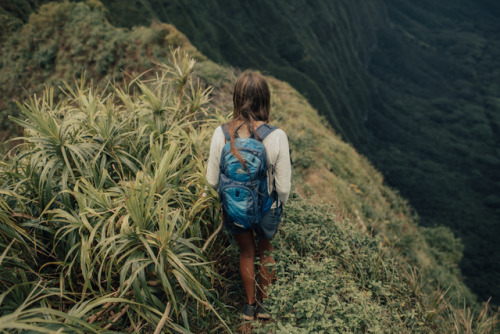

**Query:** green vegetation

left=258, top=201, right=499, bottom=333
left=0, top=1, right=498, bottom=331
left=97, top=0, right=384, bottom=144
left=265, top=76, right=478, bottom=310
left=89, top=0, right=500, bottom=303
left=260, top=201, right=430, bottom=333
left=368, top=1, right=500, bottom=303
left=0, top=49, right=232, bottom=332
left=0, top=0, right=203, bottom=141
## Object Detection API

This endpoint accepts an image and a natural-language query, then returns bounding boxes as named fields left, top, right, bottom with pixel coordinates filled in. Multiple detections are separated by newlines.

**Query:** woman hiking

left=206, top=71, right=291, bottom=320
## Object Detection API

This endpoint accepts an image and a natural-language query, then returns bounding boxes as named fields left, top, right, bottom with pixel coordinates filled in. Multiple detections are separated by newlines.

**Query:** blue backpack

left=219, top=122, right=278, bottom=229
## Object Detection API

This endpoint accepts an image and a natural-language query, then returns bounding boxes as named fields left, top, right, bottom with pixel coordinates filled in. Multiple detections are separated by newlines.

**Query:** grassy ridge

left=3, top=0, right=499, bottom=303
left=85, top=0, right=500, bottom=303
left=0, top=2, right=497, bottom=331
left=255, top=74, right=480, bottom=312
left=201, top=55, right=497, bottom=331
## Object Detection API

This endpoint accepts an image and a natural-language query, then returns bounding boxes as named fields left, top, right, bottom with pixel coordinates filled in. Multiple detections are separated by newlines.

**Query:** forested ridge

left=0, top=1, right=498, bottom=332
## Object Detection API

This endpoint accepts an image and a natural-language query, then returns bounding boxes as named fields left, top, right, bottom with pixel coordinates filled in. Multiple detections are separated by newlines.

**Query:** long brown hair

left=228, top=71, right=271, bottom=169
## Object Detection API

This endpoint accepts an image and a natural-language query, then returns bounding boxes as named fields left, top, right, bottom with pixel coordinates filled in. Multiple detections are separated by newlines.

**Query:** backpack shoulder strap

left=256, top=124, right=278, bottom=141
left=255, top=124, right=279, bottom=205
left=221, top=124, right=231, bottom=142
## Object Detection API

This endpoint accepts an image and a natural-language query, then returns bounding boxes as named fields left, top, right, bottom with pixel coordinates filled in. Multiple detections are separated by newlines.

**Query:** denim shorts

left=223, top=206, right=283, bottom=240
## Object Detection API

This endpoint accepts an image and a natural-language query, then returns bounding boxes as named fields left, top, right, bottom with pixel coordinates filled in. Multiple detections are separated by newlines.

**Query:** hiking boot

left=256, top=302, right=271, bottom=320
left=242, top=302, right=257, bottom=321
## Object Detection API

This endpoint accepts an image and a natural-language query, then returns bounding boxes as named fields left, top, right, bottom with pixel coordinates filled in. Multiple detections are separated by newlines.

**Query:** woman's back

left=206, top=124, right=291, bottom=208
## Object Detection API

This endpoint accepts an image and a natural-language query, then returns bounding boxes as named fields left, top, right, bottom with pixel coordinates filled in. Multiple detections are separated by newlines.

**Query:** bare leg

left=257, top=238, right=275, bottom=300
left=234, top=231, right=256, bottom=305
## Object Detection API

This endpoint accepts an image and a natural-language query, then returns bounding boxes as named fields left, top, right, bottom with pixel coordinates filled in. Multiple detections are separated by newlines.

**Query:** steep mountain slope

left=97, top=0, right=384, bottom=144
left=1, top=2, right=497, bottom=331
left=89, top=0, right=500, bottom=304
left=367, top=0, right=500, bottom=302
left=3, top=0, right=499, bottom=303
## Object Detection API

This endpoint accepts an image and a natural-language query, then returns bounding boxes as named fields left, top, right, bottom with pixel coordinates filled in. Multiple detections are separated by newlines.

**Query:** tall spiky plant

left=0, top=49, right=228, bottom=333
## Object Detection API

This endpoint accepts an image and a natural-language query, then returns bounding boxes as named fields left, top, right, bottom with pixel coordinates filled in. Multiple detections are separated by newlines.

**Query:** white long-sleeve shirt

left=206, top=125, right=292, bottom=207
